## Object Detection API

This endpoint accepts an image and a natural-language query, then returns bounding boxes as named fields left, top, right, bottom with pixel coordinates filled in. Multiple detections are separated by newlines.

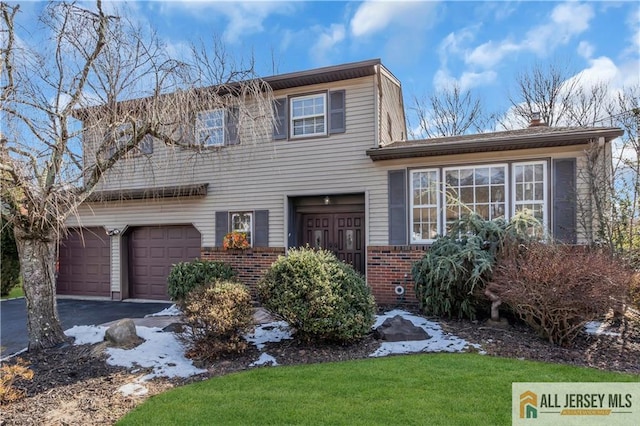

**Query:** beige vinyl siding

left=378, top=69, right=406, bottom=146
left=71, top=75, right=392, bottom=250
left=366, top=144, right=599, bottom=245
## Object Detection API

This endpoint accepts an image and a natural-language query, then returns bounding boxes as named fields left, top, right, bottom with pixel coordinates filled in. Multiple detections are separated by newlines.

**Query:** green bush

left=412, top=212, right=540, bottom=320
left=1, top=217, right=20, bottom=297
left=257, top=247, right=375, bottom=343
left=181, top=281, right=254, bottom=361
left=489, top=243, right=633, bottom=346
left=167, top=259, right=235, bottom=303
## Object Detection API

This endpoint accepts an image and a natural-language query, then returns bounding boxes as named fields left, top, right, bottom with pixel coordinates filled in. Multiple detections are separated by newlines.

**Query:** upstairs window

left=108, top=123, right=153, bottom=159
left=196, top=109, right=225, bottom=146
left=273, top=91, right=345, bottom=140
left=291, top=94, right=326, bottom=138
left=193, top=107, right=239, bottom=147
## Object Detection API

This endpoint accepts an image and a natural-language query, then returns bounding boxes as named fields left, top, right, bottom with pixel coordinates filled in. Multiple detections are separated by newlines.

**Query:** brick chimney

left=529, top=111, right=546, bottom=127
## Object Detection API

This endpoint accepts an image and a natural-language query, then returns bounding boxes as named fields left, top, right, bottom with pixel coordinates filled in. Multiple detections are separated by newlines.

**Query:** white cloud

left=433, top=68, right=496, bottom=92
left=466, top=2, right=594, bottom=69
left=310, top=24, right=346, bottom=64
left=157, top=1, right=296, bottom=44
left=577, top=41, right=594, bottom=59
left=350, top=1, right=438, bottom=38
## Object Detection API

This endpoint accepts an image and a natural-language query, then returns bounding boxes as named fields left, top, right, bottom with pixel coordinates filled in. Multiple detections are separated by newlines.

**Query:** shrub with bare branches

left=181, top=281, right=254, bottom=361
left=488, top=243, right=632, bottom=346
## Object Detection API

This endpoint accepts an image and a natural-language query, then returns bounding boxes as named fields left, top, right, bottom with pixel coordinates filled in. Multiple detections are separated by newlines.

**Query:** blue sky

left=12, top=1, right=640, bottom=130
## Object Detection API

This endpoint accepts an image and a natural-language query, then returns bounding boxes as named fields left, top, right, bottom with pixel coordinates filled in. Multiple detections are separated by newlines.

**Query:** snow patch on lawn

left=118, top=382, right=149, bottom=397
left=369, top=310, right=483, bottom=357
left=250, top=353, right=279, bottom=367
left=106, top=326, right=206, bottom=381
left=145, top=304, right=181, bottom=317
left=65, top=325, right=107, bottom=345
left=244, top=321, right=292, bottom=350
left=65, top=324, right=205, bottom=381
left=584, top=321, right=621, bottom=337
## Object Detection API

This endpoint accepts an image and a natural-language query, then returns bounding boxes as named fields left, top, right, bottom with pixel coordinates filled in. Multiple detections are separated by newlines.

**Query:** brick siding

left=200, top=245, right=428, bottom=307
left=200, top=247, right=285, bottom=296
left=366, top=245, right=428, bottom=306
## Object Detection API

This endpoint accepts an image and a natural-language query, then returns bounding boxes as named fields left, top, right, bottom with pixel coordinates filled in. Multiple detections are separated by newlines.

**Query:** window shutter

left=225, top=107, right=239, bottom=146
left=254, top=210, right=269, bottom=247
left=388, top=169, right=407, bottom=245
left=215, top=211, right=229, bottom=247
left=329, top=90, right=345, bottom=134
left=140, top=135, right=154, bottom=154
left=273, top=98, right=287, bottom=140
left=553, top=158, right=577, bottom=244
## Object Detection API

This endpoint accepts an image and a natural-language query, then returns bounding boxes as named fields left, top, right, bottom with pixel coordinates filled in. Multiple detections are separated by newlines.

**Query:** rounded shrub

left=1, top=216, right=20, bottom=297
left=257, top=247, right=375, bottom=343
left=181, top=281, right=254, bottom=361
left=167, top=259, right=235, bottom=303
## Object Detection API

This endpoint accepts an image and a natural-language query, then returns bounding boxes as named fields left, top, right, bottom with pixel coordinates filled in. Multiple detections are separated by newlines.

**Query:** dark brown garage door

left=57, top=227, right=110, bottom=297
left=128, top=225, right=201, bottom=300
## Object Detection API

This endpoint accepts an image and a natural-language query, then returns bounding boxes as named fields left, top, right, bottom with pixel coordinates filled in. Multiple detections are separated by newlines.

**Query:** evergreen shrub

left=257, top=247, right=375, bottom=343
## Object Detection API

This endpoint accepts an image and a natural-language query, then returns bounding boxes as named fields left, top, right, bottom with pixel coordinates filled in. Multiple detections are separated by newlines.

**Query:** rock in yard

left=104, top=319, right=144, bottom=349
left=374, top=315, right=431, bottom=342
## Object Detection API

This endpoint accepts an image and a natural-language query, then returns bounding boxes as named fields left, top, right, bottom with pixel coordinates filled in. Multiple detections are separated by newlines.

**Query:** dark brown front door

left=301, top=213, right=364, bottom=274
left=128, top=225, right=201, bottom=300
left=57, top=227, right=110, bottom=297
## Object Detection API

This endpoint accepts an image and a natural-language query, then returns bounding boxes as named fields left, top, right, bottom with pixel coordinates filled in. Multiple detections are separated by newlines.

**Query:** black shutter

left=553, top=159, right=577, bottom=244
left=254, top=210, right=269, bottom=247
left=273, top=99, right=287, bottom=140
left=388, top=169, right=407, bottom=245
left=215, top=211, right=229, bottom=247
left=225, top=107, right=239, bottom=145
left=140, top=135, right=154, bottom=154
left=329, top=90, right=345, bottom=134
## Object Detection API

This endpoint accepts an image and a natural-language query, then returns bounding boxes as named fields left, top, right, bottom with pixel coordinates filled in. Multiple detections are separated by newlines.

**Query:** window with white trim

left=108, top=123, right=153, bottom=159
left=230, top=212, right=253, bottom=246
left=290, top=93, right=326, bottom=137
left=196, top=109, right=225, bottom=146
left=444, top=165, right=507, bottom=233
left=408, top=161, right=548, bottom=243
left=410, top=169, right=439, bottom=243
left=512, top=161, right=547, bottom=228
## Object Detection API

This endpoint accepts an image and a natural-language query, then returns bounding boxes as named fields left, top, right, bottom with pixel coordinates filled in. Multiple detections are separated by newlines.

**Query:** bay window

left=409, top=161, right=548, bottom=243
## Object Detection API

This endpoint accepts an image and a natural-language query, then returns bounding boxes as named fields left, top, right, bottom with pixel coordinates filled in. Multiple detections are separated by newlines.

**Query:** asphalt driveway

left=0, top=298, right=172, bottom=358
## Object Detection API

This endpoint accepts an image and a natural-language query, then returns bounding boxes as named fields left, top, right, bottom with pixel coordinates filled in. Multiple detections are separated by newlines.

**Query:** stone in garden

left=375, top=315, right=430, bottom=342
left=104, top=319, right=144, bottom=348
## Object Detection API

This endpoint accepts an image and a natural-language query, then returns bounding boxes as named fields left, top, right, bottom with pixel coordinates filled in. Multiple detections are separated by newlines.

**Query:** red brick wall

left=200, top=247, right=285, bottom=295
left=200, top=245, right=429, bottom=307
left=366, top=245, right=428, bottom=306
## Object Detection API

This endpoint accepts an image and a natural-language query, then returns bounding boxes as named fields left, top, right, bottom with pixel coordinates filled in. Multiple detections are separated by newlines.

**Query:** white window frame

left=410, top=169, right=440, bottom=244
left=290, top=93, right=327, bottom=138
left=230, top=211, right=253, bottom=246
left=109, top=122, right=153, bottom=159
left=196, top=109, right=225, bottom=147
left=511, top=160, right=548, bottom=231
left=442, top=164, right=508, bottom=235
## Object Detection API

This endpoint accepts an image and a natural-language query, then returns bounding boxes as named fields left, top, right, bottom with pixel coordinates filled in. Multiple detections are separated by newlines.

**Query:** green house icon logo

left=520, top=391, right=538, bottom=419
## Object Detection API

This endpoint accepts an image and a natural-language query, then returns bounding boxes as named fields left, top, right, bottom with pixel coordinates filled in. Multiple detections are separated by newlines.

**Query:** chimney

left=529, top=111, right=546, bottom=127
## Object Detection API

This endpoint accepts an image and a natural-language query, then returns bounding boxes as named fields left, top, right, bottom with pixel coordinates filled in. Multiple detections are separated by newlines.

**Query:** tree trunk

left=14, top=233, right=68, bottom=351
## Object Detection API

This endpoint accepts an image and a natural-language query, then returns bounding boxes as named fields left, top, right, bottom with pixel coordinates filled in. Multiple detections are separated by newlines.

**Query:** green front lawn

left=118, top=353, right=638, bottom=425
left=0, top=284, right=23, bottom=300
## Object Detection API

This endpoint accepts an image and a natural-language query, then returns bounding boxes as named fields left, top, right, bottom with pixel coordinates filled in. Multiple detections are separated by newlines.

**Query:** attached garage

left=57, top=227, right=110, bottom=297
left=128, top=225, right=201, bottom=300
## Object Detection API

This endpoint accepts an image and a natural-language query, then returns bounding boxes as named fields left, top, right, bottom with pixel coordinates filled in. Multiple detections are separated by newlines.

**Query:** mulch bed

left=1, top=313, right=638, bottom=425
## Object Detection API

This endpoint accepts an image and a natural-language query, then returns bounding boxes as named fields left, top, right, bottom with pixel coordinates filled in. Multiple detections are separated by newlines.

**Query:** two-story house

left=59, top=59, right=623, bottom=304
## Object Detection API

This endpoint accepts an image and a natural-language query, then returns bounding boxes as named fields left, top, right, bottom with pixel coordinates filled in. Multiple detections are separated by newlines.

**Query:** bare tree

left=411, top=84, right=490, bottom=138
left=501, top=60, right=580, bottom=128
left=0, top=1, right=273, bottom=350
